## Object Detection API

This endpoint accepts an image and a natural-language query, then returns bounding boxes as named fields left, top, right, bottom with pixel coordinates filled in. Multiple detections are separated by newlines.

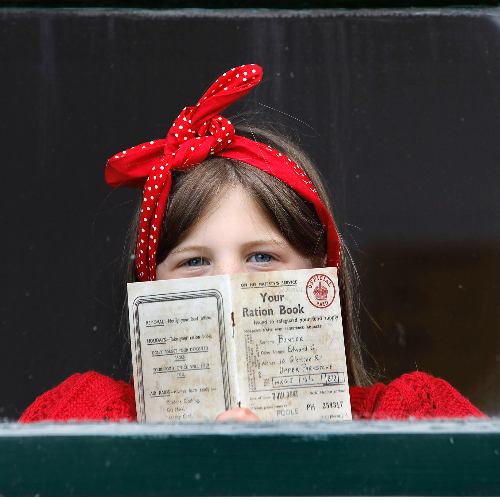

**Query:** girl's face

left=157, top=186, right=314, bottom=280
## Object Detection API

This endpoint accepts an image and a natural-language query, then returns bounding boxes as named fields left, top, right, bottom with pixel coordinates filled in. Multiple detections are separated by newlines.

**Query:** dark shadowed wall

left=1, top=8, right=500, bottom=419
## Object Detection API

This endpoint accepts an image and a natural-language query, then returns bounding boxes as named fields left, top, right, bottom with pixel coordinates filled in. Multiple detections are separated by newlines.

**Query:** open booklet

left=128, top=267, right=351, bottom=423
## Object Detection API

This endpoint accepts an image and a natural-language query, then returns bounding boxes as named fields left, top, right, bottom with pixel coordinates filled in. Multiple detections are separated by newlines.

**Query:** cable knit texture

left=19, top=371, right=484, bottom=422
left=349, top=372, right=484, bottom=419
left=19, top=372, right=137, bottom=423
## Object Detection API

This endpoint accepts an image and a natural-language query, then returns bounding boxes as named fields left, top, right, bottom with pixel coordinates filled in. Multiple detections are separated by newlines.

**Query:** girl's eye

left=185, top=257, right=209, bottom=267
left=249, top=253, right=273, bottom=263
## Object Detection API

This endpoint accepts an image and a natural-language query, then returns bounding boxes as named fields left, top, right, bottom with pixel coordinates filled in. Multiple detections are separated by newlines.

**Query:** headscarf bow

left=105, top=64, right=340, bottom=281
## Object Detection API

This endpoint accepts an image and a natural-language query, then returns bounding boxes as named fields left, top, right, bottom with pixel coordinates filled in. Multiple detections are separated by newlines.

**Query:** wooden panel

left=2, top=8, right=500, bottom=421
left=362, top=244, right=500, bottom=415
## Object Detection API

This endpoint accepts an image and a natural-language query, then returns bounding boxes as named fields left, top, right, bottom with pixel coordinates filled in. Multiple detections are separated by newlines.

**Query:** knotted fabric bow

left=105, top=64, right=340, bottom=281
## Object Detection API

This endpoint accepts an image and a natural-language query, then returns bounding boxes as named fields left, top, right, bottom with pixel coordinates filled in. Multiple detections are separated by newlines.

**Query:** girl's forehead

left=182, top=186, right=283, bottom=243
left=200, top=185, right=262, bottom=218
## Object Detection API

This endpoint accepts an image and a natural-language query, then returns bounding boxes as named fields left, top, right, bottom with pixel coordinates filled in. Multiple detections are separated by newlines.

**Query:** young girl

left=20, top=64, right=484, bottom=422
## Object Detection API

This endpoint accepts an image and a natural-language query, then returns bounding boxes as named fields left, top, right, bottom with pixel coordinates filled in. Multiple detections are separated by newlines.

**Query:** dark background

left=1, top=8, right=500, bottom=419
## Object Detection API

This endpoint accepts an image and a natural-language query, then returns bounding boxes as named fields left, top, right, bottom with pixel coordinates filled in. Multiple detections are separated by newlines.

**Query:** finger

left=215, top=407, right=261, bottom=422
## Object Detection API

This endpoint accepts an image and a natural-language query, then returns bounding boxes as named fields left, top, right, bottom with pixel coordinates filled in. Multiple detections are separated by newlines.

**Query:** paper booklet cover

left=127, top=267, right=351, bottom=423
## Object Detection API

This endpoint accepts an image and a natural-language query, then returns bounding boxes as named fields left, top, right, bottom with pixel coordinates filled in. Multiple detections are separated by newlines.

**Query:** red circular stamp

left=306, top=274, right=336, bottom=308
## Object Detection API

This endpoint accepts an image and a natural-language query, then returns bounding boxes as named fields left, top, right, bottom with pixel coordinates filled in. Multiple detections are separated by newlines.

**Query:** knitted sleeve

left=349, top=371, right=485, bottom=420
left=19, top=372, right=137, bottom=423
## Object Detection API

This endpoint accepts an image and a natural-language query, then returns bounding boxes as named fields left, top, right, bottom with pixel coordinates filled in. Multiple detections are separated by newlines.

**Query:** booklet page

left=230, top=268, right=351, bottom=422
left=128, top=276, right=235, bottom=422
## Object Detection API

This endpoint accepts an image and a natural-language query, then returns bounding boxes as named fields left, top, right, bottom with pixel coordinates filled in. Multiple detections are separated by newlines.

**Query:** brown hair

left=122, top=124, right=373, bottom=387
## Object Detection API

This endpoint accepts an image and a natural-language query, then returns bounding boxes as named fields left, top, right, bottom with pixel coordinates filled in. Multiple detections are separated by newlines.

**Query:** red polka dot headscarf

left=105, top=64, right=340, bottom=281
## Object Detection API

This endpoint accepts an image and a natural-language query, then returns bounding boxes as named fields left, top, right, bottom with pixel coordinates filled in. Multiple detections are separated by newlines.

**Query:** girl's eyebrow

left=168, top=245, right=207, bottom=256
left=240, top=239, right=285, bottom=250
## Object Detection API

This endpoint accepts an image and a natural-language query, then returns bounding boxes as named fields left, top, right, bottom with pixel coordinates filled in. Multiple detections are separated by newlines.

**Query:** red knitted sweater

left=19, top=371, right=484, bottom=423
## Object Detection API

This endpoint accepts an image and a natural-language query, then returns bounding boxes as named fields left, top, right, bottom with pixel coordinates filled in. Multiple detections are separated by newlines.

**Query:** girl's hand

left=215, top=407, right=261, bottom=422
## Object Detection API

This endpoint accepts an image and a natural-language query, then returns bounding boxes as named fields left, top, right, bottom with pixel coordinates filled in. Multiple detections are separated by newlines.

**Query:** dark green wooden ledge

left=1, top=420, right=500, bottom=495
